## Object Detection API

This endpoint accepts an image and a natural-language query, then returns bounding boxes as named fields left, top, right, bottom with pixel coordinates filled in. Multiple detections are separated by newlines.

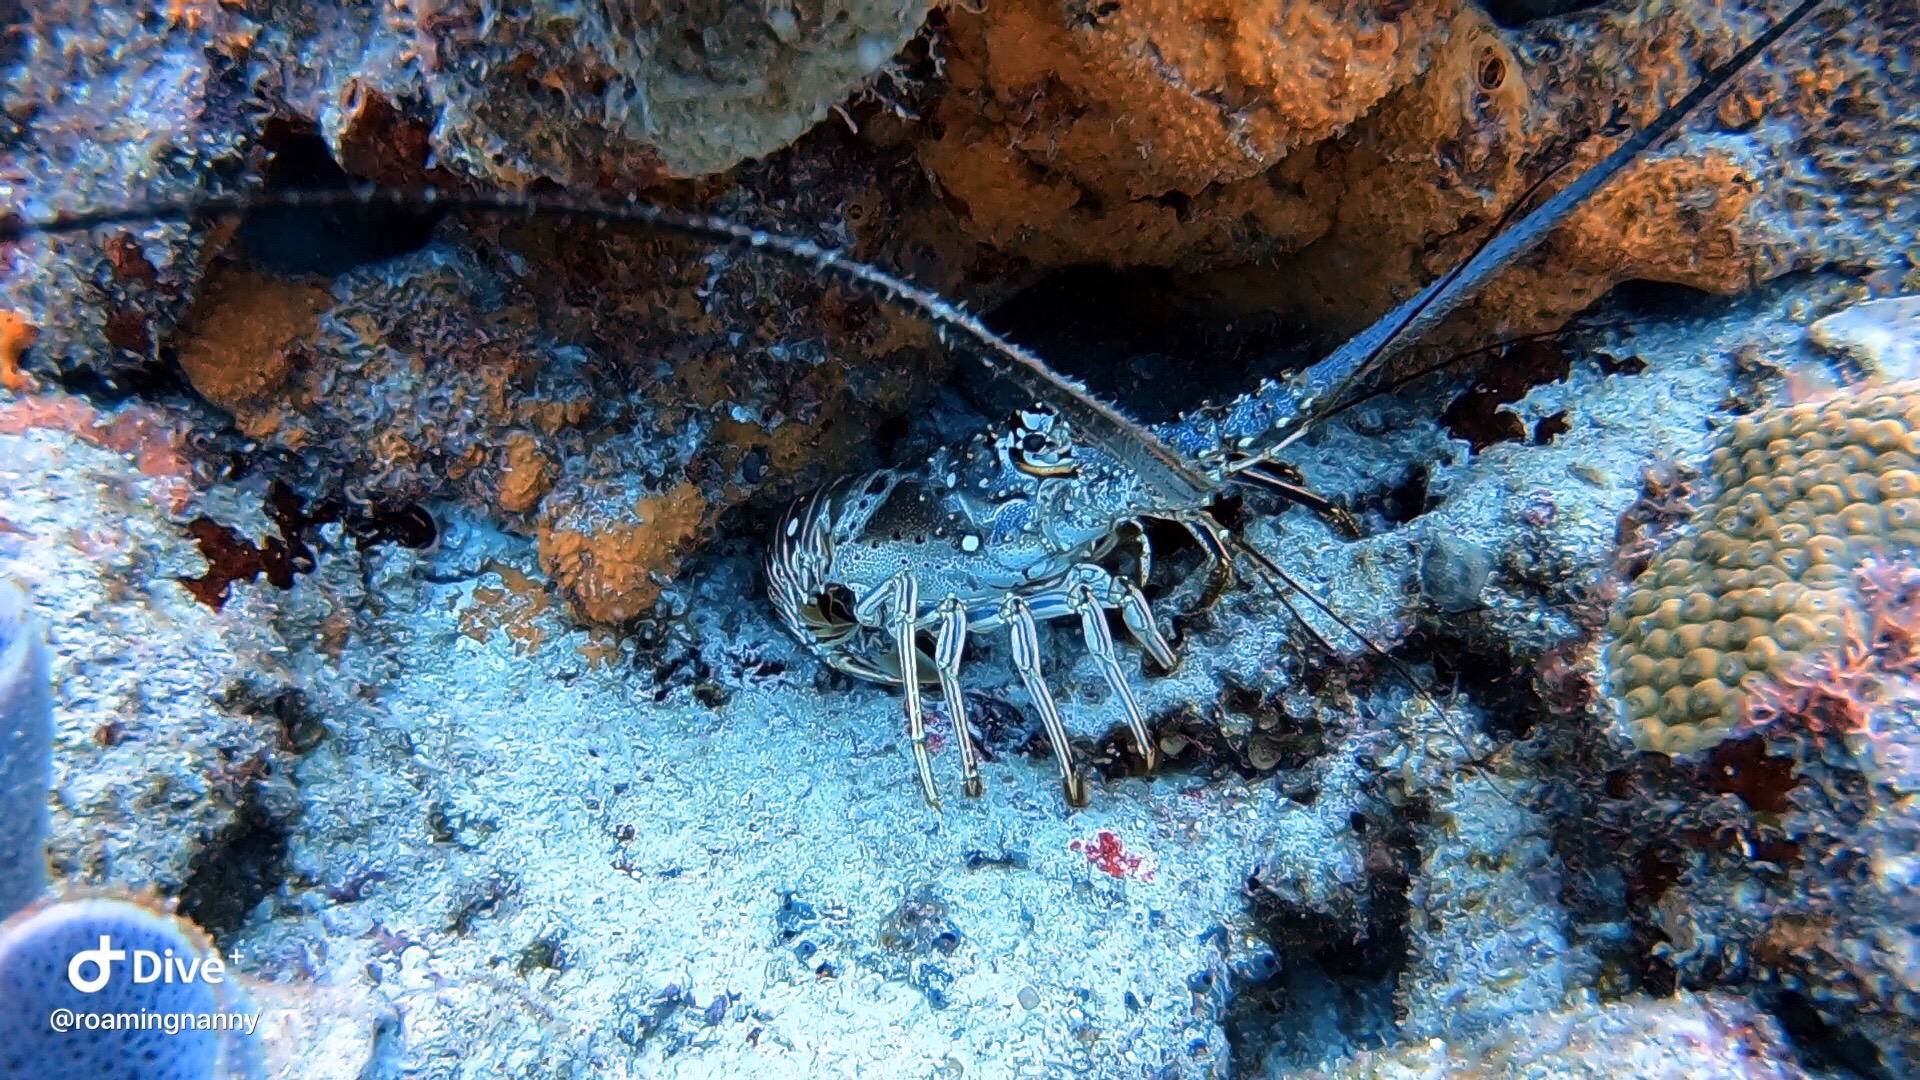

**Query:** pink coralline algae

left=1070, top=832, right=1155, bottom=882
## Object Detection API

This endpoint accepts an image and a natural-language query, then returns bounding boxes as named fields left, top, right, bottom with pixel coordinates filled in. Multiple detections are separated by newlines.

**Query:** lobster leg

left=1177, top=512, right=1238, bottom=614
left=1115, top=578, right=1177, bottom=672
left=883, top=571, right=941, bottom=808
left=1005, top=596, right=1088, bottom=807
left=933, top=597, right=985, bottom=799
left=1070, top=579, right=1159, bottom=774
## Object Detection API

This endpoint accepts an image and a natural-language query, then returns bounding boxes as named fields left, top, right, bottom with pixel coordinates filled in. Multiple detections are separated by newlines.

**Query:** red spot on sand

left=1069, top=830, right=1155, bottom=882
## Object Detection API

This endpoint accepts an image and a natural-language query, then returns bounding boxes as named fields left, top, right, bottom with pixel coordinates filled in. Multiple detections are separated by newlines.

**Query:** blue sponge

left=0, top=582, right=50, bottom=919
left=0, top=900, right=225, bottom=1079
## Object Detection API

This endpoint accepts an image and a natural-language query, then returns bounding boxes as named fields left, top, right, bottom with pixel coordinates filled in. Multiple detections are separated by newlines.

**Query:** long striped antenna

left=1207, top=0, right=1828, bottom=473
left=0, top=187, right=1218, bottom=503
left=1281, top=0, right=1828, bottom=446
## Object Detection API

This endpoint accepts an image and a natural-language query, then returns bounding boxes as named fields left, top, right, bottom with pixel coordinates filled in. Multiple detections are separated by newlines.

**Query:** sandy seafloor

left=6, top=262, right=1911, bottom=1077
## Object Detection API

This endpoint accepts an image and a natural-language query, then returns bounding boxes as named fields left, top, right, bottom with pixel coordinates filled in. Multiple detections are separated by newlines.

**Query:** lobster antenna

left=0, top=187, right=1215, bottom=503
left=1271, top=0, right=1828, bottom=456
left=1232, top=536, right=1531, bottom=810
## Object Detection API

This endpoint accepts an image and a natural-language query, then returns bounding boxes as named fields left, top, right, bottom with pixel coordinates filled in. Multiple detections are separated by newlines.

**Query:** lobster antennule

left=1178, top=0, right=1829, bottom=475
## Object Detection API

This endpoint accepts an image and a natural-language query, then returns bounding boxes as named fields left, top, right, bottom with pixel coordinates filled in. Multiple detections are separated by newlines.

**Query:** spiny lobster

left=0, top=0, right=1827, bottom=806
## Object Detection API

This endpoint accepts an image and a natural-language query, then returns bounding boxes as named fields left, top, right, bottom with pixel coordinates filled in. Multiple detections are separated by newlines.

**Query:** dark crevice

left=1701, top=736, right=1799, bottom=815
left=1225, top=804, right=1420, bottom=1075
left=1439, top=337, right=1571, bottom=452
left=981, top=266, right=1313, bottom=425
left=1601, top=278, right=1722, bottom=320
left=233, top=119, right=442, bottom=277
left=1351, top=463, right=1434, bottom=526
left=1769, top=992, right=1892, bottom=1080
left=1476, top=0, right=1610, bottom=26
left=50, top=354, right=194, bottom=404
left=176, top=803, right=291, bottom=948
left=1399, top=624, right=1547, bottom=742
left=0, top=0, right=24, bottom=78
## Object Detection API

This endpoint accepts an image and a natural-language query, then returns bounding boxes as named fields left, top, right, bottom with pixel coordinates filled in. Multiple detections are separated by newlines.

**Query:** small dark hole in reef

left=1227, top=806, right=1419, bottom=1072
left=1441, top=337, right=1571, bottom=452
left=1594, top=351, right=1649, bottom=377
left=1476, top=49, right=1507, bottom=90
left=1766, top=991, right=1889, bottom=1076
left=1702, top=735, right=1798, bottom=814
left=1770, top=991, right=1893, bottom=1079
left=1601, top=278, right=1721, bottom=320
left=1639, top=952, right=1678, bottom=997
left=871, top=414, right=910, bottom=462
left=1140, top=517, right=1204, bottom=601
left=1355, top=463, right=1432, bottom=525
left=1626, top=841, right=1685, bottom=908
left=1532, top=411, right=1569, bottom=444
left=0, top=0, right=29, bottom=73
left=984, top=266, right=1310, bottom=426
left=1475, top=0, right=1610, bottom=28
left=1399, top=624, right=1543, bottom=741
left=234, top=118, right=442, bottom=277
left=50, top=354, right=192, bottom=404
left=176, top=804, right=291, bottom=948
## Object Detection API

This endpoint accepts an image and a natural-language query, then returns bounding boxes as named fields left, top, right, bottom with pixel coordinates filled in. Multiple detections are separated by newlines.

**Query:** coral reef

left=918, top=0, right=1461, bottom=267
left=0, top=397, right=299, bottom=900
left=163, top=216, right=936, bottom=624
left=917, top=0, right=1918, bottom=352
left=1571, top=704, right=1920, bottom=1078
left=1604, top=379, right=1920, bottom=754
left=4, top=0, right=1920, bottom=1073
left=536, top=479, right=707, bottom=624
left=0, top=0, right=245, bottom=381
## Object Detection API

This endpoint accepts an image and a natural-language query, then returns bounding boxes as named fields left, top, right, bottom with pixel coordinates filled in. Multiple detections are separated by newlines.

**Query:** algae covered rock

left=421, top=0, right=931, bottom=183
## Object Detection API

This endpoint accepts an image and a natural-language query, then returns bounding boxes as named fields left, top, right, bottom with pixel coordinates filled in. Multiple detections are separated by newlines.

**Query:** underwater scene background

left=0, top=0, right=1916, bottom=1076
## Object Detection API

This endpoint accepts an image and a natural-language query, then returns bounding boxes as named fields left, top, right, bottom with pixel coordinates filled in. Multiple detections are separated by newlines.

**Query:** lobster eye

left=816, top=584, right=858, bottom=626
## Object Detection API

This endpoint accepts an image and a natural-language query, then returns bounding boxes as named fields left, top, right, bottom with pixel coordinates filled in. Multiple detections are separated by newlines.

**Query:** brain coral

left=1606, top=381, right=1920, bottom=754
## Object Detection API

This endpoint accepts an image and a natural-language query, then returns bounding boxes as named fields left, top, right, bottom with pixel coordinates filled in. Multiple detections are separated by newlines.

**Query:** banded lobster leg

left=1004, top=564, right=1172, bottom=808
left=862, top=572, right=978, bottom=809
left=867, top=563, right=1176, bottom=807
left=931, top=597, right=985, bottom=800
